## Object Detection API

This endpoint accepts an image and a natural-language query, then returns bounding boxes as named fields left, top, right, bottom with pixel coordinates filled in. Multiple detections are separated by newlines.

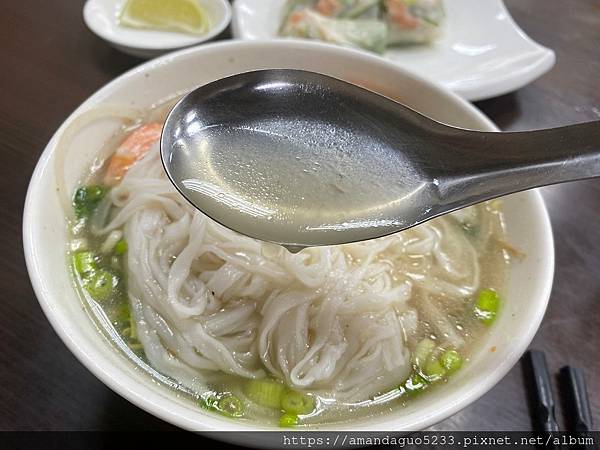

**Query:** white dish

left=23, top=41, right=553, bottom=442
left=83, top=0, right=232, bottom=58
left=232, top=0, right=556, bottom=101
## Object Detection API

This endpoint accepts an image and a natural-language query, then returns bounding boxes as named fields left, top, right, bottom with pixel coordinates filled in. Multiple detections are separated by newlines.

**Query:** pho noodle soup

left=61, top=102, right=514, bottom=427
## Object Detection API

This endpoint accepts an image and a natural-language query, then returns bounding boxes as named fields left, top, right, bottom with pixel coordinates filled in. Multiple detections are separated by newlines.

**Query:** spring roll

left=383, top=0, right=444, bottom=45
left=281, top=8, right=387, bottom=53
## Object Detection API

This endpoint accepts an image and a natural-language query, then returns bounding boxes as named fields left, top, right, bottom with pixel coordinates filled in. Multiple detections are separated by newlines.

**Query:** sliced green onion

left=403, top=373, right=428, bottom=394
left=111, top=301, right=130, bottom=326
left=440, top=349, right=463, bottom=374
left=73, top=251, right=97, bottom=276
left=279, top=413, right=299, bottom=428
left=413, top=338, right=436, bottom=368
left=73, top=185, right=108, bottom=219
left=217, top=394, right=244, bottom=418
left=281, top=390, right=315, bottom=415
left=423, top=357, right=446, bottom=380
left=200, top=394, right=219, bottom=411
left=85, top=269, right=117, bottom=301
left=114, top=239, right=128, bottom=255
left=475, top=289, right=500, bottom=325
left=244, top=378, right=285, bottom=409
left=477, top=289, right=500, bottom=311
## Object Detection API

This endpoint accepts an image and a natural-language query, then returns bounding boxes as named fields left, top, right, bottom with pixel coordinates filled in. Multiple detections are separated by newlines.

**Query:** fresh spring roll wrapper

left=281, top=8, right=387, bottom=53
left=384, top=0, right=445, bottom=45
left=280, top=0, right=380, bottom=25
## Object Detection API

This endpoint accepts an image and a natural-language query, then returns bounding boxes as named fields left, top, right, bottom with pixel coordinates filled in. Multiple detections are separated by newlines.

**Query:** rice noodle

left=72, top=143, right=485, bottom=403
left=61, top=107, right=493, bottom=404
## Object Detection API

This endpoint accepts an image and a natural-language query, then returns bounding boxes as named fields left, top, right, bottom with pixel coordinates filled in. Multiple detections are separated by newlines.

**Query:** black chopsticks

left=561, top=366, right=595, bottom=449
left=524, top=350, right=595, bottom=449
left=527, top=350, right=560, bottom=433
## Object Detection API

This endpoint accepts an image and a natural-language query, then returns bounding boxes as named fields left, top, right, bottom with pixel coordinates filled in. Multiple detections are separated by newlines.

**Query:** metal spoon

left=161, top=69, right=600, bottom=250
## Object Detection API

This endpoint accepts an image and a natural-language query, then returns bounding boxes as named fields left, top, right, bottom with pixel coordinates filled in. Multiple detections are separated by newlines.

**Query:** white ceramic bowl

left=83, top=0, right=232, bottom=58
left=23, top=41, right=554, bottom=440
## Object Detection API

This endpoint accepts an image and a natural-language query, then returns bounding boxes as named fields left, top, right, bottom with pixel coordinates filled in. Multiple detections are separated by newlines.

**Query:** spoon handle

left=438, top=120, right=600, bottom=208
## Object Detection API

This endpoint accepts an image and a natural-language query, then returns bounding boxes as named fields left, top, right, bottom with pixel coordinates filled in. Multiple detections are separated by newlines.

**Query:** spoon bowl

left=162, top=69, right=441, bottom=247
left=161, top=69, right=600, bottom=248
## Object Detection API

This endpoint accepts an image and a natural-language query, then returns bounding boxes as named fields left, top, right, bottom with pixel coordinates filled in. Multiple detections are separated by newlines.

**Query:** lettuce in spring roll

left=281, top=8, right=387, bottom=53
left=383, top=0, right=444, bottom=45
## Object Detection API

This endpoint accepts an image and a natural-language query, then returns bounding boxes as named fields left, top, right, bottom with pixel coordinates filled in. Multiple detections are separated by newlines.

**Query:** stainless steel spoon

left=161, top=69, right=600, bottom=250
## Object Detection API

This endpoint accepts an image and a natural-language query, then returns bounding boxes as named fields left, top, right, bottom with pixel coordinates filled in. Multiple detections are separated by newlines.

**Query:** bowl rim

left=23, top=39, right=554, bottom=432
left=83, top=0, right=233, bottom=51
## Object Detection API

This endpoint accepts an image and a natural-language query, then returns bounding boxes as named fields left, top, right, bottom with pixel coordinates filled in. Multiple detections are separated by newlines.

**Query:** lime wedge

left=119, top=0, right=209, bottom=35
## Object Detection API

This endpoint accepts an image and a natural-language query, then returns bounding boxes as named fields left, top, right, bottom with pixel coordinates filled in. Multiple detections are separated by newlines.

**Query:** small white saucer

left=84, top=0, right=232, bottom=58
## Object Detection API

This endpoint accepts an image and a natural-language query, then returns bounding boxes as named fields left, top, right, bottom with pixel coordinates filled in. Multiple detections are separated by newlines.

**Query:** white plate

left=232, top=0, right=555, bottom=101
left=84, top=0, right=232, bottom=58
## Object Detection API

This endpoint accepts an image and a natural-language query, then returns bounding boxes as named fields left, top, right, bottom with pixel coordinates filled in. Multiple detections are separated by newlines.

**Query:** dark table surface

left=1, top=0, right=598, bottom=435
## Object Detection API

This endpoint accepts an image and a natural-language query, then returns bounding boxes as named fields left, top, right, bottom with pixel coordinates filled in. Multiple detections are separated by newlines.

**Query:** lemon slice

left=119, top=0, right=209, bottom=35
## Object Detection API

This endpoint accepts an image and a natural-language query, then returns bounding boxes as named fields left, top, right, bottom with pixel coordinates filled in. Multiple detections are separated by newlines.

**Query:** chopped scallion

left=413, top=338, right=436, bottom=368
left=475, top=289, right=500, bottom=325
left=217, top=394, right=244, bottom=418
left=279, top=413, right=299, bottom=427
left=423, top=358, right=446, bottom=380
left=112, top=301, right=130, bottom=327
left=244, top=378, right=286, bottom=409
left=403, top=373, right=428, bottom=394
left=281, top=390, right=315, bottom=415
left=114, top=239, right=128, bottom=255
left=73, top=250, right=97, bottom=276
left=73, top=185, right=108, bottom=220
left=440, top=349, right=463, bottom=373
left=85, top=269, right=117, bottom=301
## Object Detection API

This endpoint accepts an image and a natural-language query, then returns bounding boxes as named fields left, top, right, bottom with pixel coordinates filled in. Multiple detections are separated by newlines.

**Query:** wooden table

left=1, top=0, right=598, bottom=435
